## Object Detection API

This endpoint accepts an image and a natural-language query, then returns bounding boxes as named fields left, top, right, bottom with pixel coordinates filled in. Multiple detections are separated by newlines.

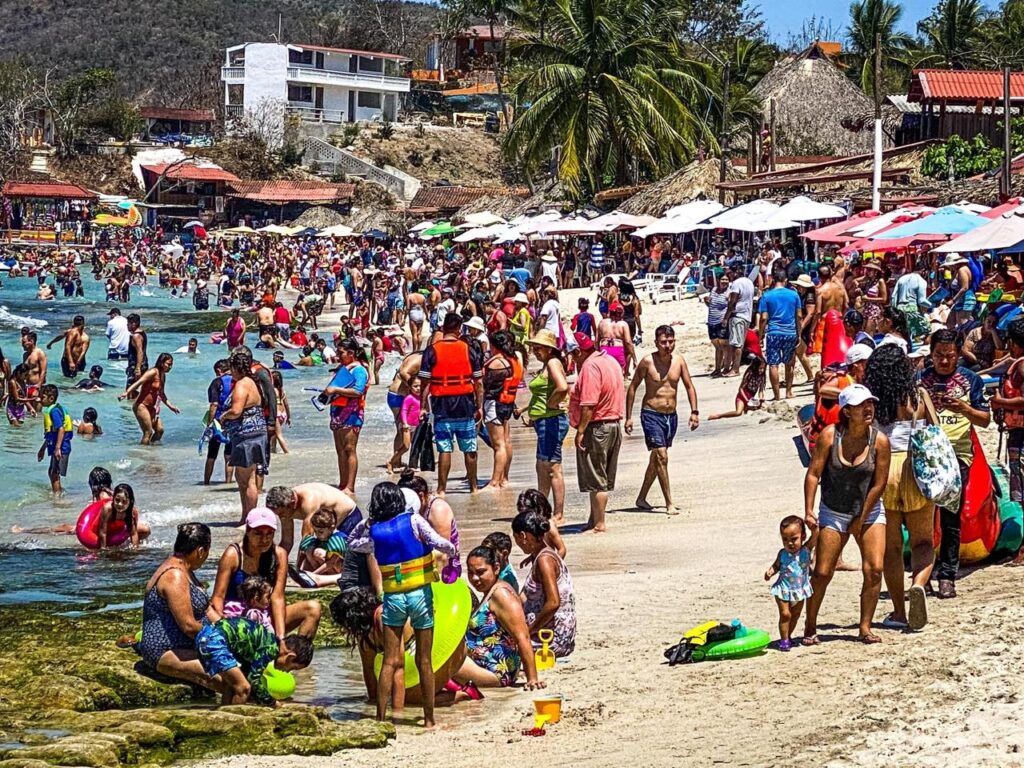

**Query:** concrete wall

left=243, top=44, right=288, bottom=111
left=321, top=85, right=349, bottom=120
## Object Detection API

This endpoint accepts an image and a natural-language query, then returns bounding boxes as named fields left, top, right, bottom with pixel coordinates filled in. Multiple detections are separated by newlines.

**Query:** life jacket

left=497, top=353, right=522, bottom=405
left=370, top=512, right=436, bottom=594
left=1001, top=359, right=1024, bottom=430
left=430, top=338, right=474, bottom=397
left=43, top=403, right=73, bottom=454
left=214, top=373, right=233, bottom=419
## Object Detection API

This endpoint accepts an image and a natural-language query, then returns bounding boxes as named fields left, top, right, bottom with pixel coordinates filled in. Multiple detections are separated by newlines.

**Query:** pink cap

left=245, top=507, right=279, bottom=531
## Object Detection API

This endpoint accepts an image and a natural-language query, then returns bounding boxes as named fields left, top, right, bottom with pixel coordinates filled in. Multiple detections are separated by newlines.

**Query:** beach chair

left=649, top=267, right=694, bottom=304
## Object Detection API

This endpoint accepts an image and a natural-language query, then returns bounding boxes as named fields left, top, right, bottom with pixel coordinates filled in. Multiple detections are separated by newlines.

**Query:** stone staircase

left=302, top=137, right=419, bottom=202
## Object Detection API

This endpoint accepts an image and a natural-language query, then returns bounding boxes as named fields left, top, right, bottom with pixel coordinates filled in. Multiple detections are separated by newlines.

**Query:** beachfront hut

left=226, top=180, right=355, bottom=225
left=748, top=42, right=887, bottom=158
left=1, top=180, right=98, bottom=243
left=617, top=159, right=741, bottom=216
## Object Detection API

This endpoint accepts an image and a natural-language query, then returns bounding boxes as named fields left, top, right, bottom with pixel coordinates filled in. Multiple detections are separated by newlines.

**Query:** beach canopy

left=844, top=205, right=935, bottom=238
left=703, top=200, right=798, bottom=232
left=258, top=224, right=292, bottom=235
left=775, top=196, right=847, bottom=222
left=461, top=211, right=506, bottom=227
left=662, top=199, right=724, bottom=222
left=981, top=198, right=1024, bottom=219
left=801, top=210, right=881, bottom=243
left=932, top=211, right=1024, bottom=253
left=318, top=224, right=355, bottom=238
left=585, top=211, right=657, bottom=232
left=870, top=205, right=989, bottom=242
left=409, top=220, right=435, bottom=232
left=421, top=221, right=457, bottom=237
left=454, top=224, right=503, bottom=243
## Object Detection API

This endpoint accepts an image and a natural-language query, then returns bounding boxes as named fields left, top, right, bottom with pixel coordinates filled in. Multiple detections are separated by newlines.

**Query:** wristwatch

left=691, top=410, right=699, bottom=415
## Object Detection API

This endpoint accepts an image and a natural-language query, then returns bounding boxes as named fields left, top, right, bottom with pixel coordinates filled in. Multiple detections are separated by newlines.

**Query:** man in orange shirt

left=569, top=332, right=625, bottom=532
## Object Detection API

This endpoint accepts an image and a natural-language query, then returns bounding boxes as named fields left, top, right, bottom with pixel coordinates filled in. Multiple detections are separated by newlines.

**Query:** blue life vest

left=370, top=512, right=435, bottom=593
left=214, top=373, right=234, bottom=419
left=968, top=255, right=984, bottom=292
left=43, top=404, right=73, bottom=454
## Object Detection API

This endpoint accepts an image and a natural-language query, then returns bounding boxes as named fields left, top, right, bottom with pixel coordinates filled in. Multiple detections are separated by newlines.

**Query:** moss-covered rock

left=0, top=734, right=123, bottom=767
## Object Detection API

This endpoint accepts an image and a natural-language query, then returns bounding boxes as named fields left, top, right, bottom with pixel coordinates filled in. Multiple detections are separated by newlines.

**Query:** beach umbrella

left=775, top=195, right=847, bottom=222
left=455, top=224, right=504, bottom=243
left=586, top=211, right=657, bottom=232
left=980, top=198, right=1024, bottom=219
left=318, top=224, right=355, bottom=238
left=410, top=220, right=435, bottom=232
left=702, top=199, right=781, bottom=231
left=869, top=206, right=988, bottom=242
left=364, top=228, right=389, bottom=239
left=421, top=221, right=457, bottom=237
left=844, top=205, right=934, bottom=238
left=662, top=199, right=725, bottom=221
left=933, top=211, right=1024, bottom=253
left=801, top=211, right=882, bottom=243
left=462, top=211, right=506, bottom=227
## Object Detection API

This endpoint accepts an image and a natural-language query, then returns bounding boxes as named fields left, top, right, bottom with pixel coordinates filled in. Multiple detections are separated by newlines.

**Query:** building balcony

left=221, top=66, right=245, bottom=81
left=286, top=66, right=410, bottom=93
left=286, top=104, right=347, bottom=124
left=225, top=105, right=244, bottom=119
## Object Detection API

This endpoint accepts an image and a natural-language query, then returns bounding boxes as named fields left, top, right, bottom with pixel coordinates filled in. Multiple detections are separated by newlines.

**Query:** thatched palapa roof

left=452, top=181, right=567, bottom=222
left=616, top=159, right=741, bottom=216
left=750, top=42, right=885, bottom=157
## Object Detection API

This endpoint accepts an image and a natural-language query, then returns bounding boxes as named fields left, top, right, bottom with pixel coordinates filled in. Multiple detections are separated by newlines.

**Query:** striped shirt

left=589, top=242, right=606, bottom=270
left=706, top=289, right=730, bottom=326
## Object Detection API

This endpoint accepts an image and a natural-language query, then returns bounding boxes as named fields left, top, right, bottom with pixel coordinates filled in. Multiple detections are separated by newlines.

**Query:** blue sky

left=759, top=0, right=1000, bottom=44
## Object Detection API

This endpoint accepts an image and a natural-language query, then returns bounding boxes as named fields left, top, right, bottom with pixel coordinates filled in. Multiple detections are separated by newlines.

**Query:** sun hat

left=513, top=292, right=529, bottom=303
left=463, top=316, right=486, bottom=333
left=845, top=343, right=874, bottom=365
left=838, top=383, right=878, bottom=408
left=862, top=259, right=883, bottom=271
left=527, top=329, right=559, bottom=349
left=541, top=250, right=557, bottom=262
left=790, top=274, right=814, bottom=289
left=245, top=507, right=279, bottom=531
left=941, top=252, right=967, bottom=267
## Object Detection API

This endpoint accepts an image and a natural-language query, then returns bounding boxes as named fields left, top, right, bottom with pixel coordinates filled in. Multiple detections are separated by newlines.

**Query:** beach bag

left=410, top=419, right=435, bottom=472
left=909, top=390, right=962, bottom=509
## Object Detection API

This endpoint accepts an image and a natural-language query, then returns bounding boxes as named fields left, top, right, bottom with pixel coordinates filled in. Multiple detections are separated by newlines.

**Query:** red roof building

left=409, top=185, right=515, bottom=215
left=227, top=180, right=354, bottom=204
left=909, top=69, right=1024, bottom=105
left=905, top=69, right=1024, bottom=144
left=2, top=180, right=97, bottom=200
left=140, top=163, right=239, bottom=183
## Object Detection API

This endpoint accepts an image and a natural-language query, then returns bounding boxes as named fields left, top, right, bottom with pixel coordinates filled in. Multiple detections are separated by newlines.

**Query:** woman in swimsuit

left=96, top=482, right=151, bottom=548
left=220, top=350, right=269, bottom=517
left=406, top=282, right=427, bottom=351
left=597, top=302, right=636, bottom=375
left=120, top=353, right=180, bottom=445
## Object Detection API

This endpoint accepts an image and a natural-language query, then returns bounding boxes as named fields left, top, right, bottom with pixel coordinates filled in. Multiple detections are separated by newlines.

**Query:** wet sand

left=204, top=289, right=1024, bottom=768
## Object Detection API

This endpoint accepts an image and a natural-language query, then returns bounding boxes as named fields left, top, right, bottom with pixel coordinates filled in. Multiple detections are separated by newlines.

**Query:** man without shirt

left=625, top=325, right=699, bottom=514
left=265, top=483, right=360, bottom=556
left=46, top=315, right=90, bottom=379
left=21, top=331, right=47, bottom=386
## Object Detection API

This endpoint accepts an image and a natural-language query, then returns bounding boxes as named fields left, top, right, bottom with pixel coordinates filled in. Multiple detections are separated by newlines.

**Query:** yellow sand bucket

left=533, top=695, right=563, bottom=724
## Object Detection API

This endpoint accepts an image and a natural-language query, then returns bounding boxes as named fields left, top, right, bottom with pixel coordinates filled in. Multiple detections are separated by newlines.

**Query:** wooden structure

left=906, top=69, right=1024, bottom=144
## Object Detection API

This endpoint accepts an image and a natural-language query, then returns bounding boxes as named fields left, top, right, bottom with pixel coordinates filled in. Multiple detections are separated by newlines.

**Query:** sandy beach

left=193, top=288, right=1024, bottom=768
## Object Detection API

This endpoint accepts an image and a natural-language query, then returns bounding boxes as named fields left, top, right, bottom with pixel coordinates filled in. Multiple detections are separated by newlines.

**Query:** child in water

left=764, top=515, right=816, bottom=651
left=97, top=483, right=151, bottom=549
left=76, top=407, right=103, bottom=436
left=270, top=370, right=290, bottom=454
left=222, top=574, right=274, bottom=631
left=37, top=384, right=72, bottom=494
left=708, top=357, right=766, bottom=420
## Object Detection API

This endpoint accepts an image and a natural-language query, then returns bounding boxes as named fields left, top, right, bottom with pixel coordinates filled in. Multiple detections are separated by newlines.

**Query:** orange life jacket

left=430, top=338, right=474, bottom=397
left=498, top=353, right=522, bottom=405
left=1001, top=359, right=1024, bottom=429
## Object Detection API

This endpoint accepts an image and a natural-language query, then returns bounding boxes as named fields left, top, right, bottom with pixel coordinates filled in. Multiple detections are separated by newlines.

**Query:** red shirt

left=291, top=331, right=307, bottom=346
left=273, top=306, right=290, bottom=324
left=568, top=351, right=625, bottom=428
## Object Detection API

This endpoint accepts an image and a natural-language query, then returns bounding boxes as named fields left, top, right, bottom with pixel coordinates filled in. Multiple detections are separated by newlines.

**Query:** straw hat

left=790, top=274, right=814, bottom=289
left=513, top=292, right=529, bottom=303
left=541, top=250, right=558, bottom=263
left=862, top=259, right=883, bottom=272
left=941, top=252, right=967, bottom=267
left=527, top=329, right=559, bottom=349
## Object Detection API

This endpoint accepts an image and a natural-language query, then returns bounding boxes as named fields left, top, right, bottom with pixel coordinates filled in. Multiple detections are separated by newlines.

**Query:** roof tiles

left=227, top=180, right=355, bottom=204
left=910, top=69, right=1024, bottom=103
left=2, top=180, right=97, bottom=200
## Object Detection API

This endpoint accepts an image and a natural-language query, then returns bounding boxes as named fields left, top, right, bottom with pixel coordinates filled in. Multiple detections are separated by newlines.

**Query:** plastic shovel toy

left=534, top=629, right=556, bottom=670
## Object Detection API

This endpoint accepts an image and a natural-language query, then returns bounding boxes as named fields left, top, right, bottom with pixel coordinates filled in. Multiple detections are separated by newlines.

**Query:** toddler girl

left=387, top=379, right=421, bottom=473
left=764, top=515, right=816, bottom=651
left=223, top=574, right=274, bottom=631
left=709, top=357, right=766, bottom=420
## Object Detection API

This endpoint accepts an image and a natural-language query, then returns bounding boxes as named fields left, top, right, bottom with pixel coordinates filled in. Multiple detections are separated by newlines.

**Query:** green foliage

left=845, top=0, right=915, bottom=94
left=917, top=0, right=988, bottom=69
left=88, top=96, right=142, bottom=141
left=921, top=134, right=1003, bottom=179
left=375, top=116, right=396, bottom=140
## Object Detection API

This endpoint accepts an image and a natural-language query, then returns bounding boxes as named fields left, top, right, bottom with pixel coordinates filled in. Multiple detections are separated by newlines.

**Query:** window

left=357, top=91, right=382, bottom=109
left=358, top=56, right=384, bottom=73
left=288, top=85, right=313, bottom=103
left=289, top=49, right=314, bottom=65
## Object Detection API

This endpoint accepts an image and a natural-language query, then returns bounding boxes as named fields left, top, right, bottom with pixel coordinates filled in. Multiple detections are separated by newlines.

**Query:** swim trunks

left=765, top=333, right=798, bottom=367
left=61, top=357, right=84, bottom=378
left=640, top=408, right=678, bottom=450
left=386, top=391, right=405, bottom=410
left=533, top=412, right=569, bottom=463
left=433, top=417, right=477, bottom=453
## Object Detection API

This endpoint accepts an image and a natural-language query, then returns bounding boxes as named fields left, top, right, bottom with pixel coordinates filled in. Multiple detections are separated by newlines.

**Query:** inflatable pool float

left=373, top=579, right=472, bottom=689
left=75, top=499, right=128, bottom=549
left=991, top=466, right=1024, bottom=560
left=820, top=309, right=851, bottom=368
left=666, top=620, right=771, bottom=664
left=691, top=629, right=771, bottom=661
left=955, top=432, right=1000, bottom=563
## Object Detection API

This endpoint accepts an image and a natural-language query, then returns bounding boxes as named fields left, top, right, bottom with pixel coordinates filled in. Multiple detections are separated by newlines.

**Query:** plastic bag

left=410, top=419, right=435, bottom=472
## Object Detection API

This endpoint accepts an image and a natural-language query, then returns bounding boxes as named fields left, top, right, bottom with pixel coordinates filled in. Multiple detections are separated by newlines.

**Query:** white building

left=222, top=42, right=411, bottom=136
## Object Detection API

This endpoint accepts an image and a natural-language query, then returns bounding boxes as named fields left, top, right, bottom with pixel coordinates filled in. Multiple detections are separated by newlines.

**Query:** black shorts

left=61, top=357, right=84, bottom=378
left=707, top=323, right=728, bottom=340
left=206, top=434, right=231, bottom=461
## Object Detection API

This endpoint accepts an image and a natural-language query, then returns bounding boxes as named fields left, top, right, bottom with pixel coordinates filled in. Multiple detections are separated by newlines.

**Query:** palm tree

left=981, top=0, right=1024, bottom=69
left=846, top=0, right=915, bottom=94
left=503, top=0, right=715, bottom=200
left=918, top=0, right=988, bottom=69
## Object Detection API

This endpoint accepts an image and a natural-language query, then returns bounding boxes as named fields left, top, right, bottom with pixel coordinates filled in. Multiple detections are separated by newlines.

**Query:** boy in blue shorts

left=37, top=384, right=72, bottom=494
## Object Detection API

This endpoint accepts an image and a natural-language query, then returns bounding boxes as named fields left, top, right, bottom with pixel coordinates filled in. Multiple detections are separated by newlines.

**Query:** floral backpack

left=909, top=389, right=962, bottom=510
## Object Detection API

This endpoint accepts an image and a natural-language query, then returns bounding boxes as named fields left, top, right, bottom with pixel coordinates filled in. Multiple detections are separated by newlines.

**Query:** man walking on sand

left=722, top=261, right=755, bottom=377
left=625, top=325, right=699, bottom=514
left=570, top=332, right=625, bottom=532
left=757, top=267, right=803, bottom=400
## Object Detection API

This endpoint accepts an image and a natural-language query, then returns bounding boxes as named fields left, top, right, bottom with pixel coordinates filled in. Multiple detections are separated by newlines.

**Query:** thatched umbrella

left=617, top=159, right=741, bottom=216
left=749, top=42, right=881, bottom=158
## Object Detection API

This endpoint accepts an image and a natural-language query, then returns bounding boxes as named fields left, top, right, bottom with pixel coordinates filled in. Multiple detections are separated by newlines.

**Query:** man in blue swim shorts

left=419, top=313, right=484, bottom=496
left=625, top=325, right=700, bottom=514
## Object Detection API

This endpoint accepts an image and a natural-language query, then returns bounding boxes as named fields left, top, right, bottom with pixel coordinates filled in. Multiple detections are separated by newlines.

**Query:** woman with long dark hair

left=520, top=331, right=570, bottom=521
left=481, top=330, right=522, bottom=490
left=865, top=344, right=934, bottom=630
left=120, top=352, right=180, bottom=444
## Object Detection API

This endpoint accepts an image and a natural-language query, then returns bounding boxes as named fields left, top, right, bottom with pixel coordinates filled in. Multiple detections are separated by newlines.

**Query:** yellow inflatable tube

left=373, top=579, right=472, bottom=689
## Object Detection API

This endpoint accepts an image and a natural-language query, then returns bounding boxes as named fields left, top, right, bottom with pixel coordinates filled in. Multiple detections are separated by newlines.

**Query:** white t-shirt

left=541, top=260, right=558, bottom=282
left=106, top=316, right=130, bottom=354
left=321, top=347, right=338, bottom=363
left=728, top=276, right=755, bottom=321
left=540, top=299, right=561, bottom=334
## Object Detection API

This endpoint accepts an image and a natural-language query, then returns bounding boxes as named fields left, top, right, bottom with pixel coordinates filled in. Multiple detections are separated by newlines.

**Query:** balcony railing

left=286, top=66, right=410, bottom=91
left=286, top=105, right=347, bottom=124
left=221, top=66, right=245, bottom=81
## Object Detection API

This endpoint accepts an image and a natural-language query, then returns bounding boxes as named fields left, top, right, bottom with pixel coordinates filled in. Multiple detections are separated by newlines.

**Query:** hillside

left=2, top=0, right=437, bottom=104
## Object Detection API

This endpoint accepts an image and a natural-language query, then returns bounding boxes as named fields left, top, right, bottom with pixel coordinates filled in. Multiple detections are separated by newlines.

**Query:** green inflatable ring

left=691, top=629, right=771, bottom=661
left=992, top=466, right=1024, bottom=559
left=373, top=579, right=472, bottom=689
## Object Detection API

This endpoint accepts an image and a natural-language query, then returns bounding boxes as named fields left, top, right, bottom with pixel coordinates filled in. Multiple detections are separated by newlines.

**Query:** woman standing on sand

left=802, top=383, right=890, bottom=645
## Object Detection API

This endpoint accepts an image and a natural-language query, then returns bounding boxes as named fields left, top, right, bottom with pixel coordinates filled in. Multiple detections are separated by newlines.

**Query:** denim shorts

left=818, top=501, right=886, bottom=534
left=434, top=417, right=477, bottom=453
left=533, top=412, right=569, bottom=463
left=196, top=623, right=238, bottom=678
left=382, top=585, right=435, bottom=630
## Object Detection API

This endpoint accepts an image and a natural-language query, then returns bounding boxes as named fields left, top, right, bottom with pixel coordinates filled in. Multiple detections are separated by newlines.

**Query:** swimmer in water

left=75, top=406, right=103, bottom=436
left=76, top=365, right=112, bottom=391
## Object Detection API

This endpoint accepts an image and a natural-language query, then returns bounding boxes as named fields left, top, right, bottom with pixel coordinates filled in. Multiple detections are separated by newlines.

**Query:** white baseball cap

left=838, top=383, right=878, bottom=408
left=845, top=343, right=874, bottom=365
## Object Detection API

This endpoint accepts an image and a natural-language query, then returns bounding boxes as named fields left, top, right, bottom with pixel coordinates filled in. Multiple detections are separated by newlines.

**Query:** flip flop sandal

left=287, top=565, right=317, bottom=589
left=859, top=633, right=882, bottom=644
left=908, top=585, right=928, bottom=630
left=881, top=614, right=908, bottom=630
left=800, top=635, right=821, bottom=647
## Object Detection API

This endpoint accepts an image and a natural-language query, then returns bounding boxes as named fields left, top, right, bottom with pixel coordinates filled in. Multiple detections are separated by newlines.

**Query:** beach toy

left=373, top=579, right=472, bottom=690
left=819, top=309, right=850, bottom=369
left=683, top=620, right=719, bottom=644
left=263, top=662, right=296, bottom=701
left=690, top=629, right=771, bottom=661
left=134, top=630, right=142, bottom=643
left=75, top=499, right=129, bottom=550
left=533, top=695, right=562, bottom=724
left=954, top=432, right=1000, bottom=564
left=534, top=629, right=556, bottom=670
left=992, top=466, right=1024, bottom=560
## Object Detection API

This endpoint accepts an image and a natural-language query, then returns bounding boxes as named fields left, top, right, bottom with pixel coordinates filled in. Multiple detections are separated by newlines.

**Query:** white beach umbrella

left=775, top=195, right=847, bottom=222
left=662, top=199, right=725, bottom=221
left=462, top=211, right=506, bottom=227
left=318, top=224, right=355, bottom=238
left=409, top=220, right=435, bottom=233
